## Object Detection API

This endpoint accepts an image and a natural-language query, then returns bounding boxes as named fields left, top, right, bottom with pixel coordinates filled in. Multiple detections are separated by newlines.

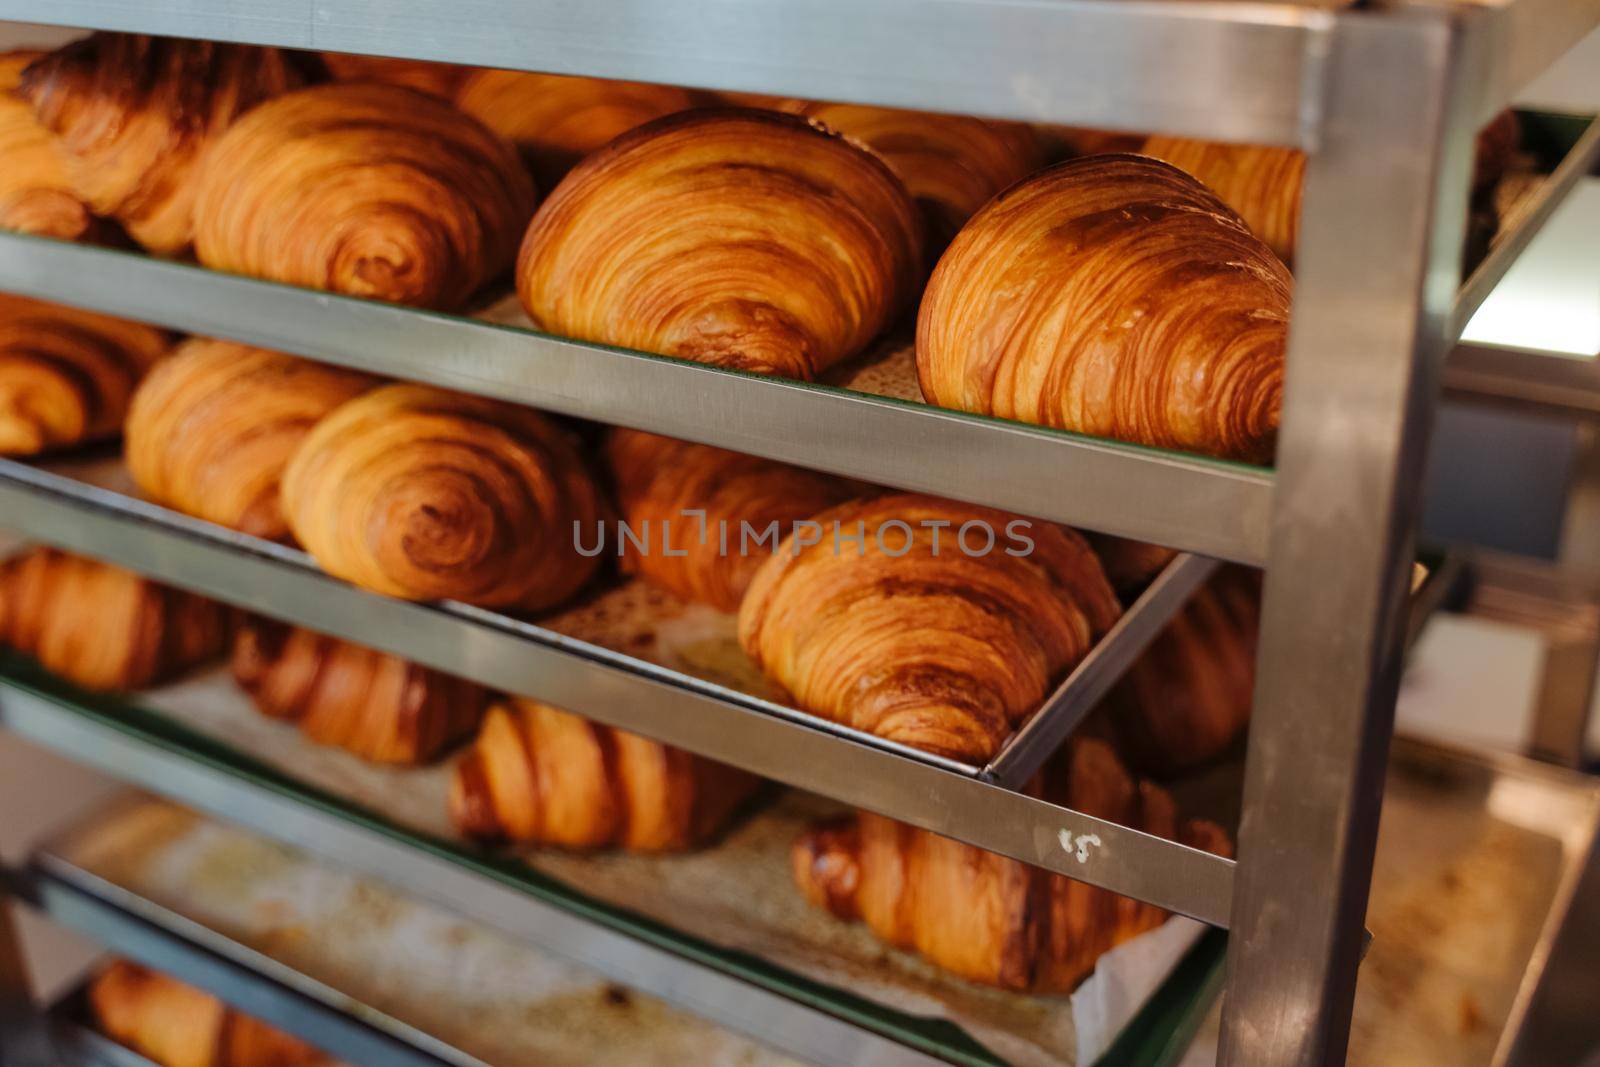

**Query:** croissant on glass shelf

left=90, top=960, right=332, bottom=1067
left=916, top=154, right=1290, bottom=464
left=19, top=34, right=306, bottom=255
left=789, top=101, right=1042, bottom=251
left=125, top=340, right=379, bottom=540
left=793, top=737, right=1231, bottom=992
left=738, top=494, right=1122, bottom=761
left=0, top=548, right=230, bottom=691
left=603, top=429, right=860, bottom=611
left=232, top=617, right=488, bottom=765
left=193, top=83, right=535, bottom=310
left=451, top=697, right=761, bottom=850
left=282, top=383, right=607, bottom=612
left=456, top=70, right=696, bottom=190
left=0, top=50, right=92, bottom=239
left=0, top=293, right=170, bottom=456
left=321, top=51, right=471, bottom=99
left=518, top=109, right=922, bottom=381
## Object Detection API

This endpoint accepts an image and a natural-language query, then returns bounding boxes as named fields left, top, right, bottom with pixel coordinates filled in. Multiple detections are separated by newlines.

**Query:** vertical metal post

left=1219, top=12, right=1487, bottom=1066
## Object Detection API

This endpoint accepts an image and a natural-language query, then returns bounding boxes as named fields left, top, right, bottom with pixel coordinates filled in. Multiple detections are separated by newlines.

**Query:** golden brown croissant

left=916, top=154, right=1290, bottom=464
left=791, top=101, right=1042, bottom=250
left=232, top=617, right=488, bottom=764
left=793, top=737, right=1231, bottom=992
left=1083, top=534, right=1179, bottom=595
left=603, top=429, right=860, bottom=611
left=0, top=293, right=170, bottom=456
left=320, top=51, right=471, bottom=99
left=0, top=50, right=92, bottom=239
left=517, top=109, right=922, bottom=380
left=0, top=548, right=230, bottom=691
left=282, top=383, right=607, bottom=612
left=193, top=83, right=535, bottom=310
left=1091, top=568, right=1259, bottom=777
left=738, top=494, right=1122, bottom=761
left=125, top=340, right=379, bottom=540
left=90, top=960, right=332, bottom=1067
left=19, top=34, right=306, bottom=255
left=455, top=69, right=696, bottom=190
left=451, top=697, right=761, bottom=850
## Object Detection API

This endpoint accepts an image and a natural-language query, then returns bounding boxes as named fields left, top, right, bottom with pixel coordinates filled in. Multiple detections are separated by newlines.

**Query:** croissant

left=320, top=51, right=471, bottom=99
left=19, top=34, right=306, bottom=255
left=193, top=83, right=535, bottom=310
left=281, top=383, right=606, bottom=612
left=455, top=69, right=696, bottom=189
left=232, top=617, right=488, bottom=764
left=517, top=109, right=922, bottom=380
left=0, top=50, right=92, bottom=239
left=793, top=737, right=1231, bottom=992
left=451, top=697, right=761, bottom=850
left=791, top=101, right=1042, bottom=251
left=125, top=340, right=379, bottom=540
left=1091, top=568, right=1259, bottom=777
left=602, top=429, right=860, bottom=611
left=0, top=548, right=230, bottom=691
left=90, top=960, right=332, bottom=1067
left=1083, top=534, right=1179, bottom=595
left=0, top=293, right=170, bottom=456
left=738, top=494, right=1122, bottom=761
left=916, top=154, right=1290, bottom=464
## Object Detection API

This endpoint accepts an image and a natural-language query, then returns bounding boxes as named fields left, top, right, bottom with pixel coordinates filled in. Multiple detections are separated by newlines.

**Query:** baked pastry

left=456, top=69, right=696, bottom=189
left=794, top=738, right=1231, bottom=992
left=0, top=50, right=92, bottom=239
left=0, top=548, right=230, bottom=691
left=738, top=494, right=1121, bottom=761
left=518, top=109, right=922, bottom=380
left=193, top=83, right=535, bottom=310
left=125, top=340, right=379, bottom=540
left=90, top=959, right=331, bottom=1067
left=320, top=51, right=471, bottom=98
left=0, top=293, right=170, bottom=456
left=282, top=384, right=606, bottom=612
left=19, top=34, right=306, bottom=255
left=1091, top=568, right=1259, bottom=777
left=1084, top=534, right=1179, bottom=594
left=451, top=697, right=761, bottom=850
left=791, top=101, right=1042, bottom=250
left=916, top=154, right=1290, bottom=464
left=603, top=429, right=860, bottom=611
left=232, top=617, right=488, bottom=764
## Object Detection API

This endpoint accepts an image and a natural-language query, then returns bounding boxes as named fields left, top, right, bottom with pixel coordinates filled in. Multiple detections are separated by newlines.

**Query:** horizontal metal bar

left=1451, top=113, right=1600, bottom=340
left=1444, top=342, right=1600, bottom=416
left=0, top=460, right=1236, bottom=925
left=0, top=0, right=1328, bottom=143
left=0, top=234, right=1273, bottom=566
left=983, top=552, right=1221, bottom=788
left=6, top=862, right=463, bottom=1067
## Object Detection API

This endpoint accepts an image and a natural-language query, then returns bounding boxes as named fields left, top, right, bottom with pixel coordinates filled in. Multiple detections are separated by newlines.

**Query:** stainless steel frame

left=0, top=1, right=1597, bottom=1065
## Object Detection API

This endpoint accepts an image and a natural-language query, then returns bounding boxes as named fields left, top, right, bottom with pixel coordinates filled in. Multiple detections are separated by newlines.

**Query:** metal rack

left=0, top=1, right=1597, bottom=1065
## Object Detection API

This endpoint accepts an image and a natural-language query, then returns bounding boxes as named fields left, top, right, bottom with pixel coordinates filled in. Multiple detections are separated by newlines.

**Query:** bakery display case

left=0, top=1, right=1597, bottom=1065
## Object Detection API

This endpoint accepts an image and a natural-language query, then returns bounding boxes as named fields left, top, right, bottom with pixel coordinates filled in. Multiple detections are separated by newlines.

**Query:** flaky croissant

left=282, top=384, right=607, bottom=612
left=0, top=548, right=230, bottom=691
left=0, top=50, right=92, bottom=239
left=0, top=293, right=170, bottom=456
left=517, top=109, right=922, bottom=380
left=91, top=960, right=332, bottom=1067
left=793, top=737, right=1231, bottom=992
left=790, top=101, right=1042, bottom=251
left=916, top=154, right=1290, bottom=464
left=738, top=494, right=1122, bottom=761
left=193, top=83, right=535, bottom=310
left=19, top=34, right=305, bottom=255
left=320, top=51, right=471, bottom=99
left=456, top=70, right=696, bottom=190
left=125, top=340, right=379, bottom=540
left=451, top=697, right=761, bottom=850
left=232, top=617, right=488, bottom=764
left=603, top=429, right=859, bottom=611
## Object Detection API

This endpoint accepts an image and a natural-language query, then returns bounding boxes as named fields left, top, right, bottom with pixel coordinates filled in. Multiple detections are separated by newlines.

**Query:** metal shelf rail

left=0, top=1, right=1597, bottom=1066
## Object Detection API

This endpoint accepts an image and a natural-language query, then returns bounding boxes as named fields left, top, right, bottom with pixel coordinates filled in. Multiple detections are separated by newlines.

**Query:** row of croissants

left=2, top=34, right=1522, bottom=464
